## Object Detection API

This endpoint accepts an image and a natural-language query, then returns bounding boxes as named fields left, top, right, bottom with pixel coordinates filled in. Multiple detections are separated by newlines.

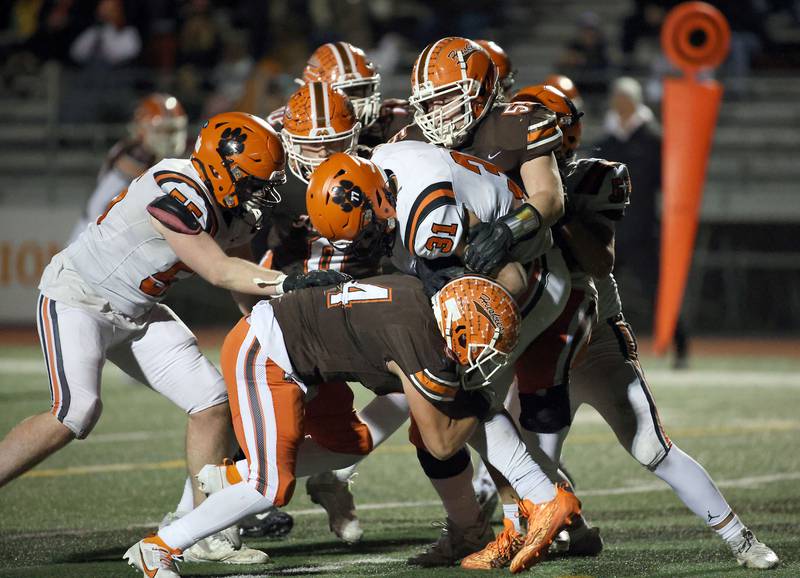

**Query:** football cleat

left=306, top=471, right=363, bottom=544
left=239, top=507, right=295, bottom=538
left=731, top=529, right=779, bottom=569
left=549, top=523, right=604, bottom=556
left=408, top=512, right=493, bottom=567
left=509, top=484, right=581, bottom=573
left=460, top=518, right=524, bottom=569
left=123, top=535, right=182, bottom=578
left=182, top=526, right=270, bottom=565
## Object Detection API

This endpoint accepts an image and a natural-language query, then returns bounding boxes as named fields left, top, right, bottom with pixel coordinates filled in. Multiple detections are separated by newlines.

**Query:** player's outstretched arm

left=153, top=217, right=350, bottom=296
left=389, top=361, right=477, bottom=460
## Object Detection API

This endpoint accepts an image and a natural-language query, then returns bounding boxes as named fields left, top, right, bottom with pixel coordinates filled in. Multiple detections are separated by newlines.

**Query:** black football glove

left=281, top=270, right=352, bottom=293
left=416, top=256, right=467, bottom=297
left=463, top=220, right=514, bottom=275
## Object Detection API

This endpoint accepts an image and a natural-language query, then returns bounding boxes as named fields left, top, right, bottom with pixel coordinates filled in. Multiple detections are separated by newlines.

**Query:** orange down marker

left=654, top=2, right=730, bottom=354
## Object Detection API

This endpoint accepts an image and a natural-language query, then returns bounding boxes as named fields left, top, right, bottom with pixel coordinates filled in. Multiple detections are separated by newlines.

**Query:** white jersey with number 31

left=371, top=141, right=525, bottom=262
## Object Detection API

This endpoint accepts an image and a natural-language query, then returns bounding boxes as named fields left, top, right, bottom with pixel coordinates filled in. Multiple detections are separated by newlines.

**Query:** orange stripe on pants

left=221, top=316, right=304, bottom=506
left=40, top=297, right=61, bottom=415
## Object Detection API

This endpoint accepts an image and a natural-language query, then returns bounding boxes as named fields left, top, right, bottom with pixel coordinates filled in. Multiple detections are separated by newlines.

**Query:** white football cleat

left=124, top=535, right=182, bottom=577
left=731, top=529, right=779, bottom=569
left=182, top=525, right=270, bottom=564
left=408, top=511, right=494, bottom=567
left=306, top=470, right=363, bottom=544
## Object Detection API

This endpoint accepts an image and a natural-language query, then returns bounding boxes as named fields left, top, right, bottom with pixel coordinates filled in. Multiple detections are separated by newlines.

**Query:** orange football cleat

left=460, top=518, right=524, bottom=570
left=509, top=485, right=582, bottom=573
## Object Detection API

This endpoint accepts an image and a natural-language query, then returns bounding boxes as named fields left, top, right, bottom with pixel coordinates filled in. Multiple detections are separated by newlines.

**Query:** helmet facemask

left=141, top=115, right=188, bottom=159
left=332, top=75, right=381, bottom=127
left=432, top=292, right=511, bottom=390
left=229, top=166, right=286, bottom=230
left=281, top=122, right=362, bottom=183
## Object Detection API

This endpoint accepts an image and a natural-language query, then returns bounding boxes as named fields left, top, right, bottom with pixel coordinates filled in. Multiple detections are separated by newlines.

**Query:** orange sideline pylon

left=654, top=2, right=730, bottom=354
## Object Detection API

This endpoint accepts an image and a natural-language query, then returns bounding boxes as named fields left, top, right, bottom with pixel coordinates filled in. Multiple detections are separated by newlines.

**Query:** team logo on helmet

left=449, top=45, right=481, bottom=63
left=330, top=179, right=364, bottom=213
left=474, top=294, right=503, bottom=332
left=219, top=127, right=247, bottom=156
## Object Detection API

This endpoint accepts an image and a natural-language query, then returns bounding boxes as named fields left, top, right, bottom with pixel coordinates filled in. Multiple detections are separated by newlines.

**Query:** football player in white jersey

left=68, top=93, right=189, bottom=243
left=463, top=82, right=779, bottom=570
left=0, top=112, right=349, bottom=560
left=303, top=146, right=583, bottom=572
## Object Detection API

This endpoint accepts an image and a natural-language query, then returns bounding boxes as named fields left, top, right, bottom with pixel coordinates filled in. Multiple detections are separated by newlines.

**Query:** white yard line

left=5, top=470, right=799, bottom=540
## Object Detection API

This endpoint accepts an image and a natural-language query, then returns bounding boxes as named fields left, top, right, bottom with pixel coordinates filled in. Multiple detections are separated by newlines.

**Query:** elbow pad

left=147, top=195, right=202, bottom=235
left=499, top=204, right=543, bottom=244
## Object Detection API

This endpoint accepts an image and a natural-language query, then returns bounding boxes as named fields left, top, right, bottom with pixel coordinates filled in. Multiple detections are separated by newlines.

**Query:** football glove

left=280, top=270, right=352, bottom=294
left=463, top=204, right=543, bottom=275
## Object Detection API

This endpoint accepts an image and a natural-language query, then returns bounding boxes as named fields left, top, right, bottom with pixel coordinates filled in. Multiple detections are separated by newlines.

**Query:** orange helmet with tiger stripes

left=432, top=275, right=520, bottom=388
left=475, top=40, right=515, bottom=98
left=281, top=82, right=361, bottom=183
left=133, top=92, right=188, bottom=159
left=409, top=37, right=498, bottom=147
left=306, top=152, right=396, bottom=254
left=191, top=112, right=286, bottom=222
left=303, top=42, right=381, bottom=126
left=512, top=84, right=583, bottom=161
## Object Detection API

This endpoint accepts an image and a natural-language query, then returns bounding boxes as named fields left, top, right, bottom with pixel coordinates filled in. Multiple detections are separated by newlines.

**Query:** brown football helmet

left=303, top=42, right=381, bottom=127
left=281, top=82, right=361, bottom=183
left=409, top=37, right=498, bottom=147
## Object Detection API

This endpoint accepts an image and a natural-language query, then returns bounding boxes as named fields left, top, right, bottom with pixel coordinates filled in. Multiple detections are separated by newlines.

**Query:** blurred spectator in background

left=62, top=0, right=141, bottom=122
left=596, top=76, right=689, bottom=365
left=175, top=0, right=223, bottom=116
left=620, top=0, right=671, bottom=71
left=69, top=0, right=140, bottom=66
left=68, top=93, right=187, bottom=243
left=558, top=11, right=611, bottom=95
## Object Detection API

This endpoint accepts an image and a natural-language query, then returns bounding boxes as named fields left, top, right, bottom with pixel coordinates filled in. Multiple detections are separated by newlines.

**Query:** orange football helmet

left=303, top=42, right=381, bottom=126
left=409, top=37, right=498, bottom=147
left=191, top=112, right=286, bottom=225
left=544, top=74, right=582, bottom=107
left=432, top=275, right=520, bottom=388
left=133, top=93, right=188, bottom=159
left=512, top=84, right=583, bottom=161
left=306, top=152, right=396, bottom=255
left=475, top=40, right=515, bottom=98
left=281, top=82, right=361, bottom=183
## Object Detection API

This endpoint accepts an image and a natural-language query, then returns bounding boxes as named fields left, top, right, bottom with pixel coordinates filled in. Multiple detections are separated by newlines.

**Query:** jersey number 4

left=326, top=282, right=392, bottom=308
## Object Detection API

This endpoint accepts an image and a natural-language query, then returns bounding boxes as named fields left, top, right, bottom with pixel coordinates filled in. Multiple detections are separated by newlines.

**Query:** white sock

left=175, top=476, right=195, bottom=516
left=503, top=503, right=521, bottom=531
left=469, top=412, right=555, bottom=504
left=294, top=393, right=409, bottom=478
left=716, top=514, right=745, bottom=545
left=652, top=445, right=734, bottom=529
left=428, top=460, right=481, bottom=528
left=158, top=482, right=273, bottom=551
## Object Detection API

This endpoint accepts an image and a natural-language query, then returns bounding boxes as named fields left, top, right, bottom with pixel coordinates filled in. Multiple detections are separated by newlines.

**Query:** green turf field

left=1, top=344, right=799, bottom=577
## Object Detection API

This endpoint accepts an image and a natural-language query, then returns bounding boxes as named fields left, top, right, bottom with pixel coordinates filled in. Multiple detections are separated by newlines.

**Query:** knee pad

left=518, top=384, right=571, bottom=433
left=416, top=447, right=470, bottom=479
left=62, top=395, right=103, bottom=439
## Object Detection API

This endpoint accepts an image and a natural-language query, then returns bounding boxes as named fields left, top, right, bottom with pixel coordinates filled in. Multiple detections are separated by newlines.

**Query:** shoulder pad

left=566, top=158, right=631, bottom=220
left=147, top=194, right=203, bottom=235
left=485, top=103, right=561, bottom=160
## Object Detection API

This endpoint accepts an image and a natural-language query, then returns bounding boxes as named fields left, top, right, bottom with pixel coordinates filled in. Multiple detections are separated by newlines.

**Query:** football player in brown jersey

left=125, top=274, right=524, bottom=577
